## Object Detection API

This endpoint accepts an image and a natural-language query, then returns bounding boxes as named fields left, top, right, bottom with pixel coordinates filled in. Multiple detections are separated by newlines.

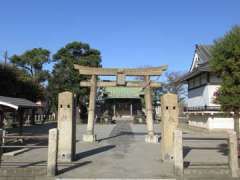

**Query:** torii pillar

left=144, top=76, right=159, bottom=143
left=83, top=75, right=97, bottom=142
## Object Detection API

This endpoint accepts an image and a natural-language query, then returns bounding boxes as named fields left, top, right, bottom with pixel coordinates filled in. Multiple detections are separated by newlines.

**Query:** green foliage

left=0, top=64, right=44, bottom=101
left=210, top=26, right=240, bottom=112
left=48, top=41, right=102, bottom=110
left=11, top=48, right=50, bottom=84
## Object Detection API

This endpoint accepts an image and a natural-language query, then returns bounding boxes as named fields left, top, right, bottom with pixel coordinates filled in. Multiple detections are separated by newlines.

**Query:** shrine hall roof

left=104, top=87, right=143, bottom=99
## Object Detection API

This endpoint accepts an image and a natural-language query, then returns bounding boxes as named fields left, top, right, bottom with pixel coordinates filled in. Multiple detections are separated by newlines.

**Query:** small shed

left=0, top=96, right=39, bottom=110
left=0, top=96, right=40, bottom=133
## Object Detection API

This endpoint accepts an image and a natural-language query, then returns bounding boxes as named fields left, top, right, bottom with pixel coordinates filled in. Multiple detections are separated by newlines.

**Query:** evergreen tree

left=210, top=26, right=240, bottom=137
left=11, top=48, right=50, bottom=84
left=48, top=41, right=102, bottom=111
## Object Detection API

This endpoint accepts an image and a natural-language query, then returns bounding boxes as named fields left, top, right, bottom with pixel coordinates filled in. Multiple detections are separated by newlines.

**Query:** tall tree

left=0, top=64, right=44, bottom=101
left=48, top=41, right=102, bottom=111
left=11, top=48, right=50, bottom=84
left=210, top=26, right=240, bottom=138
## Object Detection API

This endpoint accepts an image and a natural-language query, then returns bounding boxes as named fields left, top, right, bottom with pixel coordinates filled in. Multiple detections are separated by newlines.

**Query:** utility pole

left=3, top=50, right=8, bottom=65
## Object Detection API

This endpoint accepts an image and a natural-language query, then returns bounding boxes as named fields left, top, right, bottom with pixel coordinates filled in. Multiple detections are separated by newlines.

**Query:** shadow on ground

left=75, top=145, right=116, bottom=160
left=6, top=122, right=57, bottom=136
left=58, top=161, right=92, bottom=175
left=2, top=122, right=56, bottom=154
left=98, top=132, right=160, bottom=142
left=19, top=160, right=46, bottom=168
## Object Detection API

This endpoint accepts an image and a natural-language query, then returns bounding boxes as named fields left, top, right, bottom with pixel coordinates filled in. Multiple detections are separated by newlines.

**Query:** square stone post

left=30, top=109, right=35, bottom=125
left=2, top=130, right=6, bottom=146
left=160, top=93, right=179, bottom=161
left=228, top=131, right=239, bottom=177
left=57, top=91, right=76, bottom=162
left=17, top=109, right=24, bottom=136
left=0, top=129, right=2, bottom=165
left=0, top=108, right=4, bottom=128
left=130, top=103, right=133, bottom=116
left=47, top=128, right=58, bottom=176
left=174, top=129, right=183, bottom=177
left=113, top=104, right=116, bottom=117
left=83, top=74, right=97, bottom=142
left=144, top=76, right=158, bottom=143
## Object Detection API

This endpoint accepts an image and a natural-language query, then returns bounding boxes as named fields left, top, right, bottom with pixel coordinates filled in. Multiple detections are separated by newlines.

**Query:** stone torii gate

left=74, top=64, right=167, bottom=143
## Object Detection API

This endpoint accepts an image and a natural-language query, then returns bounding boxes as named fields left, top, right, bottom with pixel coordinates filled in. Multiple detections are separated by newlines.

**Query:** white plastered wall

left=187, top=85, right=220, bottom=107
left=187, top=86, right=208, bottom=107
left=189, top=116, right=234, bottom=129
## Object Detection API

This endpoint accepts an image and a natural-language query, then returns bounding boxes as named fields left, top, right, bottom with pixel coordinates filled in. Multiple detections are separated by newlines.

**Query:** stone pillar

left=174, top=129, right=183, bottom=177
left=47, top=128, right=58, bottom=176
left=17, top=109, right=24, bottom=136
left=40, top=114, right=43, bottom=122
left=0, top=108, right=4, bottom=128
left=144, top=76, right=158, bottom=143
left=130, top=103, right=133, bottom=116
left=25, top=115, right=30, bottom=126
left=0, top=129, right=2, bottom=164
left=83, top=75, right=97, bottom=142
left=228, top=131, right=239, bottom=177
left=2, top=130, right=6, bottom=146
left=57, top=91, right=76, bottom=162
left=30, top=109, right=35, bottom=125
left=113, top=104, right=116, bottom=117
left=160, top=93, right=179, bottom=161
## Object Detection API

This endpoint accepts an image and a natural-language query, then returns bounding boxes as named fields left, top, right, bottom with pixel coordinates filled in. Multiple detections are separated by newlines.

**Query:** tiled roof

left=196, top=45, right=212, bottom=64
left=178, top=63, right=210, bottom=82
left=179, top=45, right=213, bottom=83
left=0, top=96, right=39, bottom=110
left=104, top=87, right=143, bottom=99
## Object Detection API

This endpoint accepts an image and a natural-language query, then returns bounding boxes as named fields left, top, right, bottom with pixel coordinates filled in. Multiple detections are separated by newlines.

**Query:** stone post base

left=145, top=135, right=159, bottom=143
left=83, top=134, right=96, bottom=142
left=57, top=153, right=73, bottom=163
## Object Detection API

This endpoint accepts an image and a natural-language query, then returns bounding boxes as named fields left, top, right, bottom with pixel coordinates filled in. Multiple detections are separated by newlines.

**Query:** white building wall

left=187, top=86, right=208, bottom=107
left=187, top=84, right=234, bottom=130
left=187, top=85, right=220, bottom=107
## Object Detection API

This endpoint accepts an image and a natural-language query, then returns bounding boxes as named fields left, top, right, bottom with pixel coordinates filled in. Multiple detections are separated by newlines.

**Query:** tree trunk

left=30, top=109, right=35, bottom=125
left=234, top=112, right=239, bottom=139
left=233, top=111, right=239, bottom=160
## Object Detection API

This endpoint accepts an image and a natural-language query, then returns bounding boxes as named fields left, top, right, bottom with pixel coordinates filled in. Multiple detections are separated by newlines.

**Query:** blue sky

left=0, top=0, right=239, bottom=73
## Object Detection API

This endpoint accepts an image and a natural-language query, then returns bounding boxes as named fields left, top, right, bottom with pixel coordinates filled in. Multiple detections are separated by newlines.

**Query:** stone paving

left=0, top=121, right=237, bottom=179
